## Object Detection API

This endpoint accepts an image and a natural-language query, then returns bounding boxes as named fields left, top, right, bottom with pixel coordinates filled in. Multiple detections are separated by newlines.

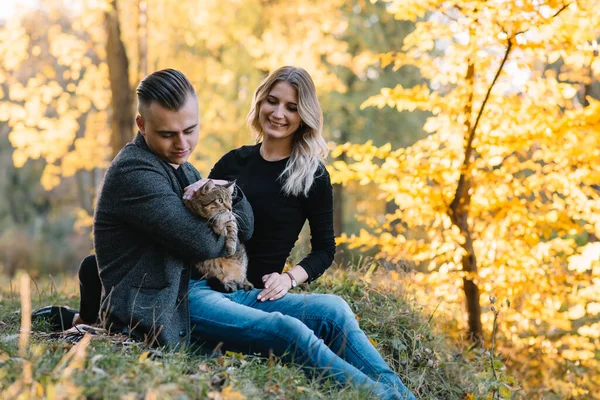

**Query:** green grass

left=0, top=267, right=516, bottom=399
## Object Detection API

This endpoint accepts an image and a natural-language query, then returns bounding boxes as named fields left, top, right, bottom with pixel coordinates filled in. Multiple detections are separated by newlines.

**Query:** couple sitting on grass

left=36, top=67, right=416, bottom=400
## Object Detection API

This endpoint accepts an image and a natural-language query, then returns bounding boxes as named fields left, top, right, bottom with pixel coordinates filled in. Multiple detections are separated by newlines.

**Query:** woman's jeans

left=188, top=279, right=416, bottom=400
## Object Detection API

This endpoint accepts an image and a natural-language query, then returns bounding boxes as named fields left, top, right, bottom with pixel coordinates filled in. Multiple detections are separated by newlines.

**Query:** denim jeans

left=188, top=279, right=416, bottom=400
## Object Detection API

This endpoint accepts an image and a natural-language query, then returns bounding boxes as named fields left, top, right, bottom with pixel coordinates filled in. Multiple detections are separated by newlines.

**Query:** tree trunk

left=105, top=0, right=134, bottom=159
left=448, top=39, right=513, bottom=344
left=448, top=60, right=484, bottom=344
left=137, top=0, right=148, bottom=81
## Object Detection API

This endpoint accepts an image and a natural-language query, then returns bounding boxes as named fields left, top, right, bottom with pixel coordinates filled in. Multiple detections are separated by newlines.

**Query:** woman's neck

left=260, top=138, right=292, bottom=161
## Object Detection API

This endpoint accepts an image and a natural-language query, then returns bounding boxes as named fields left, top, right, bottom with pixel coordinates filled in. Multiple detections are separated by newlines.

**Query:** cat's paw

left=225, top=220, right=237, bottom=234
left=213, top=224, right=228, bottom=237
left=225, top=239, right=236, bottom=256
left=241, top=280, right=254, bottom=291
left=223, top=281, right=239, bottom=293
left=207, top=278, right=239, bottom=293
left=206, top=277, right=228, bottom=292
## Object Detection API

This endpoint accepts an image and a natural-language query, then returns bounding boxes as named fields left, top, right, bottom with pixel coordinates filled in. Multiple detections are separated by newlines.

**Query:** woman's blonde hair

left=247, top=66, right=329, bottom=197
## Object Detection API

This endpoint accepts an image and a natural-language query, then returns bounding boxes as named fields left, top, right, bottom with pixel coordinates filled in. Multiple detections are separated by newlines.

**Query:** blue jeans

left=188, top=280, right=416, bottom=400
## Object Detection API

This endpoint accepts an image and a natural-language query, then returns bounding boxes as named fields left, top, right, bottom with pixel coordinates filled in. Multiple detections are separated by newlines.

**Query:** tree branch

left=450, top=38, right=514, bottom=214
left=515, top=2, right=572, bottom=36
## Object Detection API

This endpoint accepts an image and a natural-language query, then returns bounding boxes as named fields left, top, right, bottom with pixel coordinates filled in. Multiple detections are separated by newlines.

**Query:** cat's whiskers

left=232, top=210, right=250, bottom=230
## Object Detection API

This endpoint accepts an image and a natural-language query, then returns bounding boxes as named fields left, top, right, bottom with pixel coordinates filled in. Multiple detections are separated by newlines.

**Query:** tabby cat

left=184, top=180, right=253, bottom=292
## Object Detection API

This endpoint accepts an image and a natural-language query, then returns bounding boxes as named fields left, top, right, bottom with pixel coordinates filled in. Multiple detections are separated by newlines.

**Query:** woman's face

left=258, top=81, right=302, bottom=143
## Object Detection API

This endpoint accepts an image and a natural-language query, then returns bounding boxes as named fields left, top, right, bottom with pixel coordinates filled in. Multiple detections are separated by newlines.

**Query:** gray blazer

left=93, top=133, right=254, bottom=348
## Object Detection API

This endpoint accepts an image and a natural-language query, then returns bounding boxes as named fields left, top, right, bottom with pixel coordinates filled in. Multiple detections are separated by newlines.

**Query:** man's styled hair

left=136, top=69, right=196, bottom=111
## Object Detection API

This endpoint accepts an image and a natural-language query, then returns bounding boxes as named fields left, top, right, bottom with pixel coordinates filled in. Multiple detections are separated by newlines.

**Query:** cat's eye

left=218, top=198, right=223, bottom=204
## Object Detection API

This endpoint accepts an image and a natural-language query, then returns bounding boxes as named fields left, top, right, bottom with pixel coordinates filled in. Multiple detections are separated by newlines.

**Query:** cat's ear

left=222, top=180, right=236, bottom=194
left=221, top=180, right=236, bottom=189
left=201, top=180, right=215, bottom=193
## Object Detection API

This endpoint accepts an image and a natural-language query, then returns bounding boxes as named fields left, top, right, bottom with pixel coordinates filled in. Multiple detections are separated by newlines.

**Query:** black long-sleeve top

left=208, top=143, right=335, bottom=288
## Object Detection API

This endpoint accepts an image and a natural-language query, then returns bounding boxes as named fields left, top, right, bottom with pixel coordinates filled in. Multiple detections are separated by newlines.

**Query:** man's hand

left=257, top=272, right=292, bottom=302
left=183, top=178, right=229, bottom=199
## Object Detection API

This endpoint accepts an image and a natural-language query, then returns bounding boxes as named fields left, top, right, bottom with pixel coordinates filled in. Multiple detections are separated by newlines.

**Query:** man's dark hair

left=136, top=69, right=196, bottom=111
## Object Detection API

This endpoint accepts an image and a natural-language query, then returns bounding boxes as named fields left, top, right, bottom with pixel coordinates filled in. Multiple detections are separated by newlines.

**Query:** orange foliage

left=330, top=0, right=600, bottom=397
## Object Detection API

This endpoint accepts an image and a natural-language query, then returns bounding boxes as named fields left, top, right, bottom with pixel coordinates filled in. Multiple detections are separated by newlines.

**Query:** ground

left=0, top=265, right=513, bottom=399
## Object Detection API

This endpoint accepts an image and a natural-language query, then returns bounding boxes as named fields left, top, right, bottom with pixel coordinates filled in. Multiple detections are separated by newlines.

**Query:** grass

left=0, top=266, right=517, bottom=399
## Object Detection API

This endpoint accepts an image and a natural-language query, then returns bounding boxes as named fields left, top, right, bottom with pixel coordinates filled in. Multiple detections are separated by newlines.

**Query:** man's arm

left=102, top=157, right=232, bottom=263
left=186, top=149, right=254, bottom=242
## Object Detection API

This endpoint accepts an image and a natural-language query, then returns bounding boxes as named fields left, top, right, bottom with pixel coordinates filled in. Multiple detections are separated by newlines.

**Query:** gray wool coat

left=93, top=133, right=254, bottom=348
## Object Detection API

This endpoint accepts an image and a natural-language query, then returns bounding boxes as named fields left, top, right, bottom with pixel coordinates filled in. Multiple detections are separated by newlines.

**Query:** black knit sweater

left=208, top=143, right=335, bottom=287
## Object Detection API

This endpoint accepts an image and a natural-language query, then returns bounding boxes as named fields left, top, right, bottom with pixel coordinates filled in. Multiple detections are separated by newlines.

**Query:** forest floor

left=0, top=265, right=515, bottom=399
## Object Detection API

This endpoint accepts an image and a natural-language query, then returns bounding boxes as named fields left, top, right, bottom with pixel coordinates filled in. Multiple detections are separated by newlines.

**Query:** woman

left=183, top=66, right=415, bottom=400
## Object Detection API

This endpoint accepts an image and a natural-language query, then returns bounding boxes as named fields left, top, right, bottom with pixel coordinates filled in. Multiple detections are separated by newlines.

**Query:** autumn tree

left=329, top=0, right=600, bottom=397
left=105, top=0, right=135, bottom=159
left=0, top=3, right=112, bottom=195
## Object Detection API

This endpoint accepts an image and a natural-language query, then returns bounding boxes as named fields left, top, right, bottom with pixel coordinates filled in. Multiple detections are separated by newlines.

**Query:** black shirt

left=171, top=164, right=190, bottom=190
left=208, top=143, right=335, bottom=287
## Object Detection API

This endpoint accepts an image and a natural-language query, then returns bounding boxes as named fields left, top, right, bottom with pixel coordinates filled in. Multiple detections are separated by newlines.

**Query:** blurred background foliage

left=0, top=0, right=599, bottom=398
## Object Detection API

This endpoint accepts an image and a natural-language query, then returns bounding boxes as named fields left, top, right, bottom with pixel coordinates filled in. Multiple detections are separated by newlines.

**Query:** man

left=93, top=69, right=253, bottom=347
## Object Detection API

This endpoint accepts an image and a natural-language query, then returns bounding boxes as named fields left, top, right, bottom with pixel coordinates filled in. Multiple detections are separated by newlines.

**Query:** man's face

left=136, top=94, right=200, bottom=168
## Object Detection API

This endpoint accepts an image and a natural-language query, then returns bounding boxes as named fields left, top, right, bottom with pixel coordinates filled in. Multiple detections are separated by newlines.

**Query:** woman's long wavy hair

left=247, top=66, right=329, bottom=197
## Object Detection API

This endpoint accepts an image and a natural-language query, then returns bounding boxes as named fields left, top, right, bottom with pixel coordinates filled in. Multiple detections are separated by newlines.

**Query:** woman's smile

left=268, top=119, right=287, bottom=128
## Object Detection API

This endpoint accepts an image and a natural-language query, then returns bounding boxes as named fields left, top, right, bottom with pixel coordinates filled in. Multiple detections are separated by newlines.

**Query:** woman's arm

left=296, top=167, right=336, bottom=281
left=258, top=168, right=336, bottom=301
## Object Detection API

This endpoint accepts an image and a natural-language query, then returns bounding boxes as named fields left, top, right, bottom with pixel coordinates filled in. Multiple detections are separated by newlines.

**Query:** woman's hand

left=257, top=272, right=292, bottom=301
left=183, top=178, right=229, bottom=199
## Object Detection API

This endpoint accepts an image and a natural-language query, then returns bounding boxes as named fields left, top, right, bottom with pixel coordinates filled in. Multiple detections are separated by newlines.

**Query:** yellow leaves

left=9, top=124, right=45, bottom=158
left=74, top=208, right=94, bottom=234
left=343, top=2, right=600, bottom=396
left=0, top=19, right=30, bottom=70
left=568, top=243, right=600, bottom=273
left=487, top=155, right=504, bottom=167
left=378, top=0, right=444, bottom=21
left=243, top=1, right=349, bottom=93
left=578, top=323, right=600, bottom=338
left=361, top=83, right=434, bottom=112
left=587, top=303, right=600, bottom=316
left=49, top=32, right=89, bottom=68
left=562, top=349, right=595, bottom=361
left=138, top=351, right=151, bottom=363
left=560, top=84, right=578, bottom=99
left=208, top=386, right=246, bottom=400
left=75, top=62, right=110, bottom=110
left=545, top=317, right=571, bottom=331
left=568, top=304, right=586, bottom=320
left=41, top=164, right=62, bottom=191
left=12, top=149, right=28, bottom=169
left=8, top=82, right=27, bottom=102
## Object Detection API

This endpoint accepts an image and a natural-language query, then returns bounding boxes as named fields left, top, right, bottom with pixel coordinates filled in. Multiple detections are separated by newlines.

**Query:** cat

left=183, top=179, right=253, bottom=292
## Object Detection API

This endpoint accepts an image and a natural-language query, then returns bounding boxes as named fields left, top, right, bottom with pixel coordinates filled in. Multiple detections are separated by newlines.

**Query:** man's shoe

left=31, top=306, right=77, bottom=332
